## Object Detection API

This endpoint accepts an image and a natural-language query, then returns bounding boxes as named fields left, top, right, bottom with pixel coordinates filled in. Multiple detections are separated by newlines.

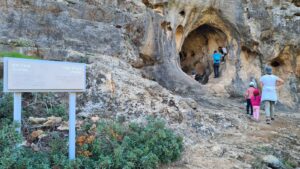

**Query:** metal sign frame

left=2, top=57, right=86, bottom=160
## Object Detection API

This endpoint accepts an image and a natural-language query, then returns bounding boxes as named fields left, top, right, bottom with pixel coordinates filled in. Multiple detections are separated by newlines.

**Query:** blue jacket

left=212, top=53, right=222, bottom=63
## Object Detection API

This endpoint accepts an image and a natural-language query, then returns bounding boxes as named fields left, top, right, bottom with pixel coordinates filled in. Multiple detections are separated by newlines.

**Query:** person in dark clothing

left=218, top=47, right=224, bottom=55
left=212, top=51, right=222, bottom=78
left=219, top=46, right=228, bottom=62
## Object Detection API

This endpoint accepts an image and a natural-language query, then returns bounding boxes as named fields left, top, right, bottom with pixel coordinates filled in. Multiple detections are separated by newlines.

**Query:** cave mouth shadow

left=179, top=24, right=228, bottom=84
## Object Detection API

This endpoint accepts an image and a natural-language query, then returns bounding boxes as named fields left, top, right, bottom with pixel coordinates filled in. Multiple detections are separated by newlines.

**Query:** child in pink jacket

left=251, top=89, right=261, bottom=121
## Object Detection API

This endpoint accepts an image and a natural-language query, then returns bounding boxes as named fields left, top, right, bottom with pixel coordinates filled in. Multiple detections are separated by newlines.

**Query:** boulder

left=263, top=155, right=285, bottom=169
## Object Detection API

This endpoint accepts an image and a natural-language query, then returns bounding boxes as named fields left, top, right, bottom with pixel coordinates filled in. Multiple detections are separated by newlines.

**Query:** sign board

left=3, top=57, right=86, bottom=92
left=2, top=57, right=86, bottom=160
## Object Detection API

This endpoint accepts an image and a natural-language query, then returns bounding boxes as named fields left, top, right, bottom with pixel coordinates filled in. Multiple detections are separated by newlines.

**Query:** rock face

left=1, top=1, right=300, bottom=168
left=0, top=0, right=299, bottom=109
left=139, top=0, right=300, bottom=109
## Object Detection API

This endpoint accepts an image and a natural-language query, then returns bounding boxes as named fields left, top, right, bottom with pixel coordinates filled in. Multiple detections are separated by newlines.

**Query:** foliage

left=0, top=119, right=22, bottom=153
left=0, top=117, right=183, bottom=169
left=283, top=158, right=297, bottom=169
left=0, top=52, right=38, bottom=59
left=0, top=121, right=81, bottom=169
left=78, top=117, right=184, bottom=169
left=0, top=81, right=13, bottom=119
left=22, top=93, right=68, bottom=120
left=0, top=80, right=183, bottom=168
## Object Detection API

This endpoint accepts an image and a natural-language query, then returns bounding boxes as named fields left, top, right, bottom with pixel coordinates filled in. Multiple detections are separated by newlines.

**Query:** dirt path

left=165, top=110, right=300, bottom=169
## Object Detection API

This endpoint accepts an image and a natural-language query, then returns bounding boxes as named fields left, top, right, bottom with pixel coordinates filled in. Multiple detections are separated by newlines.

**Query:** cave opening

left=179, top=24, right=228, bottom=84
left=271, top=60, right=281, bottom=67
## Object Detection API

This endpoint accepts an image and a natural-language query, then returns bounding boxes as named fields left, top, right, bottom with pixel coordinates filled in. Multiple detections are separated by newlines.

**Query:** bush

left=22, top=93, right=68, bottom=120
left=0, top=119, right=22, bottom=168
left=78, top=118, right=184, bottom=169
left=0, top=114, right=183, bottom=169
left=0, top=81, right=13, bottom=119
left=0, top=94, right=13, bottom=119
left=0, top=121, right=83, bottom=169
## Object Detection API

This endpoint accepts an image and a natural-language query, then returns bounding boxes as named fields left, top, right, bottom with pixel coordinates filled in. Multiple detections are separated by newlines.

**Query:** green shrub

left=21, top=93, right=68, bottom=120
left=46, top=103, right=67, bottom=119
left=0, top=81, right=13, bottom=119
left=0, top=115, right=183, bottom=169
left=78, top=118, right=183, bottom=169
left=0, top=52, right=38, bottom=59
left=0, top=119, right=22, bottom=168
left=283, top=158, right=297, bottom=169
left=0, top=123, right=84, bottom=169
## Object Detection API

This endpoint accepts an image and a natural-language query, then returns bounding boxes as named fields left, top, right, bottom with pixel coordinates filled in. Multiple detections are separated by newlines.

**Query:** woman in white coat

left=260, top=66, right=284, bottom=124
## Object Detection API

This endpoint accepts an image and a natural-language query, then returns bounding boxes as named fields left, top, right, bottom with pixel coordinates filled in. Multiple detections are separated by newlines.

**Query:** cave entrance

left=179, top=24, right=228, bottom=84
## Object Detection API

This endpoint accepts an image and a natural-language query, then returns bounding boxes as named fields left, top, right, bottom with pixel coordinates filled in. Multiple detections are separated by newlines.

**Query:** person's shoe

left=266, top=119, right=271, bottom=124
left=271, top=117, right=275, bottom=120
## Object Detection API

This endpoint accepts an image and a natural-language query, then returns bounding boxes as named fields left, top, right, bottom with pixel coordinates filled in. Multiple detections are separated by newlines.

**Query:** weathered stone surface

left=1, top=0, right=299, bottom=109
left=138, top=0, right=300, bottom=109
left=0, top=1, right=300, bottom=168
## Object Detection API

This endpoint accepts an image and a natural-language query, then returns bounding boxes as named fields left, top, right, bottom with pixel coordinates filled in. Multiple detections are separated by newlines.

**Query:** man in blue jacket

left=212, top=50, right=222, bottom=78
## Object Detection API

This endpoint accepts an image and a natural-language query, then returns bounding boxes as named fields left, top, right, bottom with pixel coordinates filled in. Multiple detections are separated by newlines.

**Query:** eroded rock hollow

left=0, top=0, right=299, bottom=112
left=180, top=24, right=228, bottom=84
left=140, top=0, right=300, bottom=109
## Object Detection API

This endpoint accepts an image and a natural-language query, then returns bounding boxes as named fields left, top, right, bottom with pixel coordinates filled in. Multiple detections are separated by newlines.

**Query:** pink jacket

left=245, top=87, right=256, bottom=99
left=251, top=95, right=261, bottom=106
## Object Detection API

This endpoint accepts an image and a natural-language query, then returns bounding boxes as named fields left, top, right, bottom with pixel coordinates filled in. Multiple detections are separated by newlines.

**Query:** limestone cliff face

left=0, top=0, right=299, bottom=111
left=139, top=0, right=300, bottom=109
left=1, top=2, right=300, bottom=167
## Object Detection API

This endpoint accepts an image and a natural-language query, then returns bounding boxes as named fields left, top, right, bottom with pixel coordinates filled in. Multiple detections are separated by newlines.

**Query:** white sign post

left=3, top=57, right=86, bottom=160
left=13, top=93, right=22, bottom=133
left=69, top=93, right=76, bottom=160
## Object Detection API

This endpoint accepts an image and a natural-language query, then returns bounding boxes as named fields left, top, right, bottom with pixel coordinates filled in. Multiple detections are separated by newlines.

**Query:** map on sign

left=3, top=57, right=86, bottom=92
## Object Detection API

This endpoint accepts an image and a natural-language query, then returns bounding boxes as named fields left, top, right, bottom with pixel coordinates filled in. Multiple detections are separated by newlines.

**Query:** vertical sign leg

left=69, top=93, right=76, bottom=160
left=13, top=93, right=22, bottom=133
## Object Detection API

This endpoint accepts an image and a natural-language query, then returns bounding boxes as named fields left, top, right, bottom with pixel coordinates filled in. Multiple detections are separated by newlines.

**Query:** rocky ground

left=163, top=103, right=300, bottom=169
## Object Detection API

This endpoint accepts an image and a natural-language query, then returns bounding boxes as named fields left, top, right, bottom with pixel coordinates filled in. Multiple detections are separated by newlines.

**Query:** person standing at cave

left=212, top=50, right=222, bottom=78
left=260, top=66, right=284, bottom=124
left=222, top=46, right=228, bottom=62
left=244, top=82, right=256, bottom=116
left=218, top=46, right=227, bottom=62
left=218, top=47, right=223, bottom=54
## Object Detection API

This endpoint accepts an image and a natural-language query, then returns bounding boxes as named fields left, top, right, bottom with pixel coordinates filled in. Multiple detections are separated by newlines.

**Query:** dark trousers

left=222, top=54, right=227, bottom=62
left=246, top=99, right=253, bottom=115
left=213, top=63, right=220, bottom=77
